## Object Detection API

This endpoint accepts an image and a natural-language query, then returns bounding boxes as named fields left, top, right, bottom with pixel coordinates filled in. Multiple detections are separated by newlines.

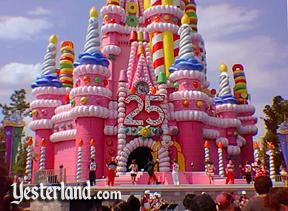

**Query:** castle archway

left=127, top=147, right=153, bottom=171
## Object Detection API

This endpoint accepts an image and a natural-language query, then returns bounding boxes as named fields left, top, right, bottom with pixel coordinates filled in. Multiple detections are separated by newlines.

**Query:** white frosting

left=216, top=104, right=239, bottom=113
left=170, top=90, right=212, bottom=104
left=169, top=70, right=206, bottom=82
left=102, top=23, right=132, bottom=34
left=174, top=110, right=208, bottom=122
left=207, top=116, right=241, bottom=128
left=51, top=111, right=73, bottom=123
left=143, top=5, right=183, bottom=19
left=238, top=125, right=258, bottom=135
left=70, top=86, right=112, bottom=99
left=70, top=105, right=110, bottom=119
left=32, top=87, right=70, bottom=97
left=102, top=45, right=121, bottom=56
left=147, top=22, right=179, bottom=34
left=238, top=116, right=257, bottom=123
left=203, top=128, right=220, bottom=139
left=236, top=104, right=255, bottom=114
left=55, top=104, right=72, bottom=114
left=100, top=5, right=126, bottom=21
left=30, top=99, right=62, bottom=109
left=73, top=64, right=111, bottom=79
left=29, top=119, right=53, bottom=130
left=50, top=129, right=76, bottom=142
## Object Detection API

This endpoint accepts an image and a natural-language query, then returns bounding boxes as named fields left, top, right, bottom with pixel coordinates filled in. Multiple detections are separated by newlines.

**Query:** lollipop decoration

left=232, top=64, right=248, bottom=104
left=218, top=142, right=224, bottom=177
left=76, top=139, right=83, bottom=181
left=152, top=32, right=165, bottom=75
left=39, top=139, right=47, bottom=171
left=59, top=41, right=75, bottom=88
left=25, top=138, right=33, bottom=181
left=269, top=143, right=276, bottom=181
left=90, top=138, right=96, bottom=160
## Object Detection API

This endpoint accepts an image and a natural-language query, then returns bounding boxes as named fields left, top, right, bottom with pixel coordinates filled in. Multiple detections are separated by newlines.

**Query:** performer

left=141, top=190, right=151, bottom=211
left=107, top=157, right=117, bottom=186
left=243, top=161, right=252, bottom=184
left=151, top=192, right=163, bottom=211
left=144, top=159, right=159, bottom=185
left=171, top=159, right=180, bottom=185
left=252, top=159, right=261, bottom=176
left=129, top=159, right=138, bottom=184
left=88, top=159, right=96, bottom=186
left=225, top=160, right=235, bottom=184
left=239, top=190, right=249, bottom=209
left=206, top=160, right=215, bottom=184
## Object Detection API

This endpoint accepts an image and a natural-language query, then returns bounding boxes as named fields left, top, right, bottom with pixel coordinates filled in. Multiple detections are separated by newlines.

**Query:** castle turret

left=168, top=15, right=209, bottom=171
left=71, top=7, right=112, bottom=179
left=29, top=35, right=70, bottom=180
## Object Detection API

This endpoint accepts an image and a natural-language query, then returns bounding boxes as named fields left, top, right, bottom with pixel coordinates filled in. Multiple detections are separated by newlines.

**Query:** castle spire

left=84, top=7, right=100, bottom=53
left=218, top=64, right=232, bottom=97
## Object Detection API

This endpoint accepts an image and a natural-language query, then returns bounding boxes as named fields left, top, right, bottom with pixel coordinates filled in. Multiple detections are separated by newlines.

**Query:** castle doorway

left=127, top=147, right=153, bottom=171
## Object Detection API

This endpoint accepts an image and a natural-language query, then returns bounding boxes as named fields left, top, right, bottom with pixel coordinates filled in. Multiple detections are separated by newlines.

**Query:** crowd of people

left=97, top=176, right=288, bottom=211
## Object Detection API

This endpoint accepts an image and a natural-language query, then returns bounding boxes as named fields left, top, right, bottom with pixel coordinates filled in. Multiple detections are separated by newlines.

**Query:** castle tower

left=168, top=15, right=210, bottom=171
left=232, top=64, right=257, bottom=164
left=71, top=8, right=111, bottom=179
left=29, top=35, right=69, bottom=179
left=100, top=0, right=130, bottom=100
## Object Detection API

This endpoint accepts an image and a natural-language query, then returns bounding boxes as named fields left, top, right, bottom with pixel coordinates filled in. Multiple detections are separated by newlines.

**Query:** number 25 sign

left=124, top=95, right=165, bottom=126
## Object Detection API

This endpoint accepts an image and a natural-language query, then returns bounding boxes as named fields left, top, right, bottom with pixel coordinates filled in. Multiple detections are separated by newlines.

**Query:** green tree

left=12, top=140, right=27, bottom=176
left=0, top=89, right=30, bottom=120
left=262, top=96, right=288, bottom=173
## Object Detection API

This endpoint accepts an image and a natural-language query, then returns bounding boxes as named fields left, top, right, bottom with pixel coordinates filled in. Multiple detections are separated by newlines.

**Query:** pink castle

left=28, top=0, right=257, bottom=183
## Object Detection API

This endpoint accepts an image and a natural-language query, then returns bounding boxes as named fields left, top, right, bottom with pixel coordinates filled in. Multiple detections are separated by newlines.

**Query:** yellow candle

left=162, top=0, right=173, bottom=5
left=144, top=0, right=151, bottom=10
left=162, top=31, right=174, bottom=76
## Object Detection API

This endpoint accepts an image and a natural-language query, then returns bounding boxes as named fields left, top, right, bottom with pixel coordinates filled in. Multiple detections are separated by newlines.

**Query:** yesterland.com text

left=11, top=182, right=122, bottom=204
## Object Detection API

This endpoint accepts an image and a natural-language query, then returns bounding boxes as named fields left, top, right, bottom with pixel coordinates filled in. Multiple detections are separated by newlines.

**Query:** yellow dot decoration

left=197, top=100, right=203, bottom=108
left=181, top=13, right=190, bottom=25
left=80, top=97, right=88, bottom=105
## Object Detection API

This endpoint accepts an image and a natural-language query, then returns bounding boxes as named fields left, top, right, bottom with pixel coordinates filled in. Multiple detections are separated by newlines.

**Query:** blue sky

left=0, top=0, right=287, bottom=140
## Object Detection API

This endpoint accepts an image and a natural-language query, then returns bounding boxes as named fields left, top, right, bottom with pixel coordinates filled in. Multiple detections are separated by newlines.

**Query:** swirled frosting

left=31, top=42, right=61, bottom=89
left=74, top=52, right=109, bottom=67
left=214, top=94, right=237, bottom=105
left=218, top=72, right=232, bottom=96
left=169, top=24, right=203, bottom=73
left=84, top=17, right=100, bottom=53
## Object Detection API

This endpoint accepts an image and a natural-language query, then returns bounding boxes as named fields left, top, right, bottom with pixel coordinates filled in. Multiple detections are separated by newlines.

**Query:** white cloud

left=198, top=3, right=259, bottom=40
left=0, top=63, right=40, bottom=99
left=197, top=3, right=288, bottom=139
left=28, top=7, right=51, bottom=16
left=0, top=16, right=52, bottom=40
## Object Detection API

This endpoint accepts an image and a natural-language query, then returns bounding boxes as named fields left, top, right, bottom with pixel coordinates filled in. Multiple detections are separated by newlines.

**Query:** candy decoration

left=269, top=143, right=276, bottom=181
left=185, top=1, right=198, bottom=32
left=152, top=32, right=165, bottom=75
left=84, top=7, right=100, bottom=53
left=130, top=86, right=136, bottom=94
left=126, top=2, right=139, bottom=14
left=253, top=142, right=260, bottom=162
left=218, top=63, right=232, bottom=97
left=76, top=140, right=83, bottom=181
left=25, top=138, right=33, bottom=181
left=150, top=86, right=157, bottom=94
left=40, top=35, right=58, bottom=77
left=39, top=139, right=46, bottom=171
left=107, top=0, right=120, bottom=6
left=204, top=140, right=210, bottom=161
left=126, top=16, right=139, bottom=27
left=144, top=0, right=151, bottom=10
left=232, top=64, right=248, bottom=104
left=129, top=31, right=138, bottom=43
left=197, top=100, right=203, bottom=109
left=32, top=109, right=38, bottom=117
left=83, top=76, right=91, bottom=85
left=182, top=99, right=189, bottom=107
left=151, top=0, right=161, bottom=6
left=90, top=139, right=96, bottom=160
left=218, top=142, right=224, bottom=177
left=80, top=97, right=88, bottom=105
left=174, top=34, right=180, bottom=60
left=157, top=72, right=166, bottom=84
left=95, top=76, right=101, bottom=84
left=59, top=41, right=74, bottom=88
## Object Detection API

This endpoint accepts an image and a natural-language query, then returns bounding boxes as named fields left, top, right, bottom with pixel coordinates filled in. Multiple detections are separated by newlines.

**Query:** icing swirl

left=84, top=17, right=100, bottom=53
left=218, top=72, right=232, bottom=97
left=74, top=52, right=109, bottom=67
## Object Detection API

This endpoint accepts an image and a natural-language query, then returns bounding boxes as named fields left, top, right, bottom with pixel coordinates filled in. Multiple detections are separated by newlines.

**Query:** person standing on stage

left=206, top=160, right=216, bottom=184
left=172, top=159, right=180, bottom=185
left=88, top=159, right=96, bottom=186
left=107, top=157, right=117, bottom=186
left=225, top=160, right=235, bottom=184
left=129, top=159, right=138, bottom=184
left=244, top=161, right=252, bottom=184
left=144, top=159, right=159, bottom=185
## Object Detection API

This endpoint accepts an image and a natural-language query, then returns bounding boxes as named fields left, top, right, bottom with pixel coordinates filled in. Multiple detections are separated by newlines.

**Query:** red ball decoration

left=63, top=94, right=70, bottom=103
left=210, top=89, right=216, bottom=96
left=182, top=100, right=189, bottom=107
left=103, top=79, right=109, bottom=86
left=192, top=81, right=199, bottom=89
